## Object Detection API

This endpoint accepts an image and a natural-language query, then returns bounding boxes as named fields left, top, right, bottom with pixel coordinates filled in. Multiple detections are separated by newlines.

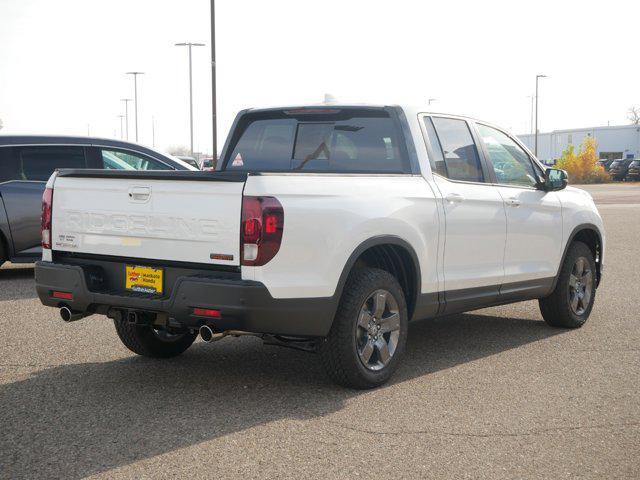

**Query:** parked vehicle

left=0, top=136, right=195, bottom=266
left=625, top=159, right=640, bottom=181
left=596, top=158, right=615, bottom=171
left=175, top=155, right=201, bottom=170
left=608, top=158, right=633, bottom=181
left=34, top=106, right=605, bottom=388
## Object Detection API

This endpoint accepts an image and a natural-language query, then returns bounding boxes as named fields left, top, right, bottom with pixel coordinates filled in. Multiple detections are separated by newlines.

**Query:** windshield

left=222, top=108, right=410, bottom=173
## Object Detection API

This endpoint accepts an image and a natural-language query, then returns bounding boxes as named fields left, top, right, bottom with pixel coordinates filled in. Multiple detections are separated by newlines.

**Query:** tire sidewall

left=343, top=270, right=409, bottom=386
left=558, top=242, right=597, bottom=326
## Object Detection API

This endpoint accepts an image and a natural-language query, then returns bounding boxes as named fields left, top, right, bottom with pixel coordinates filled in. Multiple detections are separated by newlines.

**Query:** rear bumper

left=35, top=261, right=335, bottom=337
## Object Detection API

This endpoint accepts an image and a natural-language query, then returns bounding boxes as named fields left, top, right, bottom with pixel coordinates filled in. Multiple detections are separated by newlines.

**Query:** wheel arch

left=330, top=236, right=422, bottom=321
left=555, top=223, right=603, bottom=290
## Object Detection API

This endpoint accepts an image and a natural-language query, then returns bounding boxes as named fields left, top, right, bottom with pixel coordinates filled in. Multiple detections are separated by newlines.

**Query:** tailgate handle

left=129, top=186, right=151, bottom=202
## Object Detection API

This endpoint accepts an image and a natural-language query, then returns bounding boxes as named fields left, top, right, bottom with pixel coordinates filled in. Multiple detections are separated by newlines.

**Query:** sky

left=0, top=0, right=638, bottom=156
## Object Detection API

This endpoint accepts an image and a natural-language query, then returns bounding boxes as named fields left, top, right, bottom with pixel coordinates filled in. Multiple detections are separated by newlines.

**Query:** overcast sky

left=0, top=0, right=638, bottom=155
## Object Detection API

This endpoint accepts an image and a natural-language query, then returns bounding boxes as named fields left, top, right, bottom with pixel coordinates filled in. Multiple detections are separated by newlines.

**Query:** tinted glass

left=225, top=110, right=409, bottom=173
left=431, top=117, right=483, bottom=182
left=0, top=148, right=18, bottom=182
left=17, top=146, right=86, bottom=181
left=422, top=117, right=447, bottom=177
left=477, top=124, right=538, bottom=187
left=101, top=149, right=170, bottom=170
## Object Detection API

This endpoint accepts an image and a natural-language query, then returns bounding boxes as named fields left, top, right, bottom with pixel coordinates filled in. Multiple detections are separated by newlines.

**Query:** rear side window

left=224, top=109, right=410, bottom=173
left=17, top=146, right=86, bottom=181
left=429, top=117, right=484, bottom=182
left=0, top=148, right=18, bottom=182
left=100, top=149, right=171, bottom=170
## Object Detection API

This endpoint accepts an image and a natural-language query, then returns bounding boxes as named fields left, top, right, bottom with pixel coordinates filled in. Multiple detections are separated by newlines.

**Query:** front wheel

left=539, top=241, right=597, bottom=328
left=114, top=318, right=198, bottom=358
left=319, top=268, right=408, bottom=389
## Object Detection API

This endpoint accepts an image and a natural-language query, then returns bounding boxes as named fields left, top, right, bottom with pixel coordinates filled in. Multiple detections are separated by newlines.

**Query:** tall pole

left=152, top=116, right=155, bottom=147
left=117, top=115, right=124, bottom=139
left=427, top=98, right=437, bottom=106
left=534, top=74, right=547, bottom=157
left=126, top=72, right=144, bottom=142
left=211, top=0, right=217, bottom=161
left=121, top=98, right=131, bottom=140
left=175, top=43, right=205, bottom=155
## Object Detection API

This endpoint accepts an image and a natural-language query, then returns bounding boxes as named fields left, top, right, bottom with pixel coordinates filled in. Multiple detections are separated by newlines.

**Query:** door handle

left=128, top=186, right=151, bottom=202
left=506, top=197, right=521, bottom=207
left=444, top=193, right=464, bottom=204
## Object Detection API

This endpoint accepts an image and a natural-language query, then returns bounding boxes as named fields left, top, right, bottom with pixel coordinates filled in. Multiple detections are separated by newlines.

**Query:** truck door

left=421, top=116, right=507, bottom=313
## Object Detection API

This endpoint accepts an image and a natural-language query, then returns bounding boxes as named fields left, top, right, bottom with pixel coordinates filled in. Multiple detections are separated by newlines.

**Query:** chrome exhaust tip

left=60, top=306, right=87, bottom=322
left=199, top=325, right=215, bottom=342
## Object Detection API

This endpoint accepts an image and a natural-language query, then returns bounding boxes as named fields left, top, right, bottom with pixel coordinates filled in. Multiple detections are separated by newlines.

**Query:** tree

left=0, top=118, right=3, bottom=130
left=555, top=137, right=609, bottom=184
left=628, top=106, right=640, bottom=125
left=167, top=145, right=190, bottom=156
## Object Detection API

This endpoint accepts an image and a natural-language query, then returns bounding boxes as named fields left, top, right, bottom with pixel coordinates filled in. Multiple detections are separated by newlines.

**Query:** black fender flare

left=328, top=235, right=422, bottom=319
left=551, top=222, right=604, bottom=291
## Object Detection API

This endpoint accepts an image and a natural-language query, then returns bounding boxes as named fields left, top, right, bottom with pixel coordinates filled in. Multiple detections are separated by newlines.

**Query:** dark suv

left=608, top=158, right=634, bottom=181
left=626, top=159, right=640, bottom=181
left=0, top=136, right=194, bottom=266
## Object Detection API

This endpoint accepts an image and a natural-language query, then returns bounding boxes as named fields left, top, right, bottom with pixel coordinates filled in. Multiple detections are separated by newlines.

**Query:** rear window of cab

left=222, top=108, right=411, bottom=173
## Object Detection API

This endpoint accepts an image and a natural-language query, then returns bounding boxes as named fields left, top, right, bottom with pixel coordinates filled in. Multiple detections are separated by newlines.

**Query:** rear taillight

left=41, top=187, right=53, bottom=249
left=241, top=196, right=284, bottom=266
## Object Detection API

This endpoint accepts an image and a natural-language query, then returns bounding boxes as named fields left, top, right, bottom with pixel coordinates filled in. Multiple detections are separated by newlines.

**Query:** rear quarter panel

left=242, top=174, right=440, bottom=299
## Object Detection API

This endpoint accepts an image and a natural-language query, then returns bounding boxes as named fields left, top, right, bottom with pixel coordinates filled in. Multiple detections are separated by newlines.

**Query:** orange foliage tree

left=555, top=137, right=609, bottom=184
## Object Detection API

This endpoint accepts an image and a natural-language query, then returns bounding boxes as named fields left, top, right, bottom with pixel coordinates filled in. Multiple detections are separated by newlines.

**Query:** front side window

left=17, top=146, right=86, bottom=181
left=101, top=149, right=170, bottom=170
left=224, top=109, right=409, bottom=173
left=477, top=124, right=538, bottom=187
left=430, top=117, right=484, bottom=182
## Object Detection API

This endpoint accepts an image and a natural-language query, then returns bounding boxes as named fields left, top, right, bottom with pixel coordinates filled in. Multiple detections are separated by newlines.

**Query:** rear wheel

left=539, top=241, right=596, bottom=328
left=320, top=268, right=408, bottom=389
left=114, top=318, right=198, bottom=358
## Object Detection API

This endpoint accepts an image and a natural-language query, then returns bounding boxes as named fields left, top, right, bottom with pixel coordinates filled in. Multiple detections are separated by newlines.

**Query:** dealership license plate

left=125, top=265, right=163, bottom=294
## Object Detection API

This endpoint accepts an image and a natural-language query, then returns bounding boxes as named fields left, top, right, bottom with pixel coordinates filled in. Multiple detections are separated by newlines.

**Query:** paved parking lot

left=1, top=184, right=639, bottom=479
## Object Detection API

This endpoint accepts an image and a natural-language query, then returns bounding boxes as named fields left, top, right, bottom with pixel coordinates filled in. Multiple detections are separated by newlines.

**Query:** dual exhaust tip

left=59, top=306, right=88, bottom=322
left=59, top=307, right=223, bottom=344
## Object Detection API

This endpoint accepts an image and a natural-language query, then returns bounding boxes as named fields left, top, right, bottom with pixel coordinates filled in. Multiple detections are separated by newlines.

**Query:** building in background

left=518, top=124, right=640, bottom=164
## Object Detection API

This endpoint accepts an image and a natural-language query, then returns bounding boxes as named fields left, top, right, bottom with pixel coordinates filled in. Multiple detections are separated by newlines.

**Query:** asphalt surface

left=1, top=184, right=639, bottom=479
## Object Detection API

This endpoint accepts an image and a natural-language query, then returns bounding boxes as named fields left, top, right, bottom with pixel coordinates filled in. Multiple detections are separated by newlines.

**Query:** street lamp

left=120, top=98, right=132, bottom=140
left=117, top=115, right=125, bottom=139
left=126, top=72, right=144, bottom=142
left=175, top=42, right=205, bottom=155
left=535, top=74, right=548, bottom=157
left=211, top=0, right=217, bottom=160
left=427, top=98, right=437, bottom=106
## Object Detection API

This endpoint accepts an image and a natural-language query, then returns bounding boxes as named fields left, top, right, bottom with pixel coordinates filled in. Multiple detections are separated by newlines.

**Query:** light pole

left=427, top=98, right=437, bottom=106
left=535, top=74, right=547, bottom=157
left=211, top=0, right=217, bottom=160
left=120, top=98, right=131, bottom=140
left=117, top=115, right=125, bottom=139
left=126, top=72, right=144, bottom=142
left=175, top=42, right=205, bottom=155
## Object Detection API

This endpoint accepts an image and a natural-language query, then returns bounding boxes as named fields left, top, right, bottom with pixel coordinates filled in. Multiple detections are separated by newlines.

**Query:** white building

left=518, top=124, right=640, bottom=163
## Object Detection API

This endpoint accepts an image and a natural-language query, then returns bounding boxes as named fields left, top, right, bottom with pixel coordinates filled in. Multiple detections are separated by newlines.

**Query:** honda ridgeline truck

left=35, top=105, right=605, bottom=388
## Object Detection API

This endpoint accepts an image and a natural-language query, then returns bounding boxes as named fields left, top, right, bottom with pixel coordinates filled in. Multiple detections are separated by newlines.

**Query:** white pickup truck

left=35, top=105, right=605, bottom=388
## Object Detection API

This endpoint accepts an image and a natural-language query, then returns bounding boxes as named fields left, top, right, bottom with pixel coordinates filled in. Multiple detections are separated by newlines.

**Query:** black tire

left=539, top=241, right=596, bottom=328
left=0, top=236, right=6, bottom=268
left=319, top=268, right=409, bottom=389
left=114, top=318, right=198, bottom=358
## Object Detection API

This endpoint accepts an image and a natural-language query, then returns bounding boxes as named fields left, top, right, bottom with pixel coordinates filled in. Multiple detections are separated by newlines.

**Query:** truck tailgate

left=51, top=171, right=245, bottom=266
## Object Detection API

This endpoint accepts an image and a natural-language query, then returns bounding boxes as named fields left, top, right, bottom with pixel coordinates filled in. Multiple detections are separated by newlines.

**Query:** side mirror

left=544, top=168, right=568, bottom=191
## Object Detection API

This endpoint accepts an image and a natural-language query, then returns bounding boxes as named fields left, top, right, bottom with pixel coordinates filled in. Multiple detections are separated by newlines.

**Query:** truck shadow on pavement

left=0, top=266, right=36, bottom=301
left=1, top=312, right=563, bottom=479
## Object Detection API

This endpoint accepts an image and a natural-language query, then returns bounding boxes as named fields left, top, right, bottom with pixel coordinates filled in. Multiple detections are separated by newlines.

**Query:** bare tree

left=628, top=106, right=640, bottom=125
left=167, top=145, right=190, bottom=156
